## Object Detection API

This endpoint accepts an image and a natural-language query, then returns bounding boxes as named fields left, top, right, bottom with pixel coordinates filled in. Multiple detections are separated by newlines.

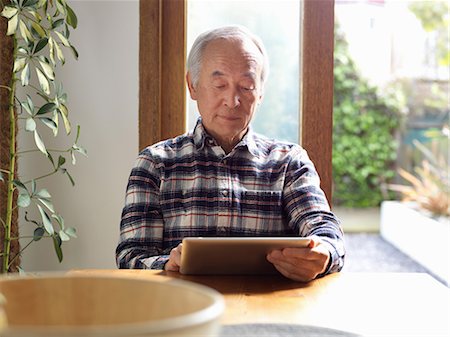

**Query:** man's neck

left=209, top=129, right=248, bottom=154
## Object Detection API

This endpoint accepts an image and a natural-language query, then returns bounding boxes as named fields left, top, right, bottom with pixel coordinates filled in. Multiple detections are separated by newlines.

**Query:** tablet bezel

left=180, top=237, right=312, bottom=275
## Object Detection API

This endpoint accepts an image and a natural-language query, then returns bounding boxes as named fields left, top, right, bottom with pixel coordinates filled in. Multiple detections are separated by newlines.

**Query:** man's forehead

left=211, top=70, right=257, bottom=80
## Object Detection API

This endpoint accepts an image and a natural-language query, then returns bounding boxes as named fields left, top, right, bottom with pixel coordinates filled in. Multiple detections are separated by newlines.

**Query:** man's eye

left=242, top=86, right=255, bottom=92
left=215, top=85, right=226, bottom=89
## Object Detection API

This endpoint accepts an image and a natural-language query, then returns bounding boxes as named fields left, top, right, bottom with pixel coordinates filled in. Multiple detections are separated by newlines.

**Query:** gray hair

left=187, top=25, right=269, bottom=90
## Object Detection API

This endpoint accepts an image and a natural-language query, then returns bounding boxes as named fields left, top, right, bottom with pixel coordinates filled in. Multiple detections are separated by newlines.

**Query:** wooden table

left=71, top=270, right=450, bottom=337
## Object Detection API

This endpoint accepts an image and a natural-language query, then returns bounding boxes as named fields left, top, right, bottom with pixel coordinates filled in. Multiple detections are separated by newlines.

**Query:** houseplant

left=0, top=0, right=83, bottom=273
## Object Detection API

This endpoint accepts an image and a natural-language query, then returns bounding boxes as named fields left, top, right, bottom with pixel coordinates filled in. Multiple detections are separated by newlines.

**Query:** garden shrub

left=332, top=26, right=401, bottom=207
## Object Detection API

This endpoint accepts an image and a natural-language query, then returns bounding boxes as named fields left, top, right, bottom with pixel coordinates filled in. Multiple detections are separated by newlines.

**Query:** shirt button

left=222, top=190, right=229, bottom=197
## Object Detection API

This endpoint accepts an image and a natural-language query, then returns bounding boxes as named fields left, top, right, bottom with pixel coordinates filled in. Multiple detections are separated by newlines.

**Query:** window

left=139, top=0, right=334, bottom=201
left=187, top=0, right=300, bottom=143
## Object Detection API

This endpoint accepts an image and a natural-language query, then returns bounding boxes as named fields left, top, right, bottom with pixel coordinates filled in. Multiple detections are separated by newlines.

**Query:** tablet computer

left=180, top=237, right=312, bottom=275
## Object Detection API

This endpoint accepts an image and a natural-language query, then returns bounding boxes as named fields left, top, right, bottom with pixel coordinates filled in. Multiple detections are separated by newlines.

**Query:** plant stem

left=23, top=170, right=57, bottom=184
left=7, top=239, right=33, bottom=270
left=17, top=149, right=69, bottom=155
left=3, top=37, right=18, bottom=274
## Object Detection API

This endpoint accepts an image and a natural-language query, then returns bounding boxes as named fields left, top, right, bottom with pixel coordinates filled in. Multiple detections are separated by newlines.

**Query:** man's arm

left=280, top=146, right=345, bottom=277
left=116, top=151, right=169, bottom=269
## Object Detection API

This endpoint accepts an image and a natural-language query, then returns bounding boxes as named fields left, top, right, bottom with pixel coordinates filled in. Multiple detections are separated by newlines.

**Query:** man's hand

left=164, top=243, right=183, bottom=271
left=266, top=238, right=330, bottom=282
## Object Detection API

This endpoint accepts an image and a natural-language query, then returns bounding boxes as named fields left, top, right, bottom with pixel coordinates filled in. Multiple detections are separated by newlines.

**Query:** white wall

left=19, top=0, right=139, bottom=271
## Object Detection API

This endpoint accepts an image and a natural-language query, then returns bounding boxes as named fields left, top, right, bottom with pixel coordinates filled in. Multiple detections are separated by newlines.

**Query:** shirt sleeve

left=283, top=146, right=345, bottom=275
left=115, top=150, right=169, bottom=270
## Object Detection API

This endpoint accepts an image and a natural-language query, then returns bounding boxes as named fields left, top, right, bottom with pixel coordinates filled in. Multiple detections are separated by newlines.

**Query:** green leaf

left=63, top=23, right=70, bottom=39
left=54, top=40, right=65, bottom=64
left=70, top=45, right=79, bottom=60
left=71, top=150, right=76, bottom=165
left=59, top=105, right=71, bottom=134
left=36, top=102, right=56, bottom=115
left=37, top=204, right=54, bottom=235
left=39, top=117, right=58, bottom=131
left=52, top=110, right=59, bottom=136
left=36, top=67, right=50, bottom=94
left=52, top=213, right=64, bottom=229
left=55, top=0, right=66, bottom=16
left=34, top=37, right=48, bottom=53
left=65, top=170, right=75, bottom=186
left=74, top=124, right=81, bottom=143
left=34, top=130, right=48, bottom=155
left=19, top=20, right=33, bottom=42
left=13, top=58, right=26, bottom=73
left=18, top=193, right=31, bottom=208
left=38, top=60, right=54, bottom=80
left=38, top=0, right=47, bottom=9
left=22, top=0, right=39, bottom=7
left=73, top=145, right=87, bottom=157
left=36, top=188, right=51, bottom=199
left=54, top=31, right=70, bottom=48
left=7, top=14, right=19, bottom=35
left=52, top=235, right=63, bottom=262
left=21, top=98, right=33, bottom=115
left=12, top=180, right=27, bottom=192
left=33, top=227, right=45, bottom=241
left=65, top=227, right=77, bottom=238
left=66, top=4, right=77, bottom=29
left=26, top=95, right=34, bottom=113
left=28, top=10, right=42, bottom=22
left=1, top=6, right=18, bottom=19
left=59, top=230, right=70, bottom=241
left=25, top=117, right=36, bottom=131
left=52, top=18, right=64, bottom=29
left=21, top=63, right=30, bottom=86
left=58, top=155, right=66, bottom=168
left=31, top=179, right=36, bottom=194
left=48, top=37, right=56, bottom=65
left=38, top=197, right=55, bottom=213
left=47, top=152, right=55, bottom=167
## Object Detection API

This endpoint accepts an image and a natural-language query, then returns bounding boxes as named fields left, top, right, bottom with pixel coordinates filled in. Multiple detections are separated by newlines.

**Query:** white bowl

left=0, top=273, right=224, bottom=337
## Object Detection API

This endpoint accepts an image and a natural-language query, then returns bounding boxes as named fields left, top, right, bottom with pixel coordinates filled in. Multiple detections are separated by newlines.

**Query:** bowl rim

left=0, top=273, right=225, bottom=336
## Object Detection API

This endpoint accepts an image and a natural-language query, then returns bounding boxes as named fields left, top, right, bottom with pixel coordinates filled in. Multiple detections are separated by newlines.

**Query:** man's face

left=187, top=38, right=264, bottom=148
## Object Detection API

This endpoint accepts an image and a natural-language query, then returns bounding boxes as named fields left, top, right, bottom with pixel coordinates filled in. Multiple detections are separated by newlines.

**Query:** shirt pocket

left=238, top=189, right=283, bottom=215
left=234, top=189, right=285, bottom=233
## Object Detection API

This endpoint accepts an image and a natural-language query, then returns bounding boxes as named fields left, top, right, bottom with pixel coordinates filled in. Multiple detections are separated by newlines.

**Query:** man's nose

left=224, top=89, right=240, bottom=108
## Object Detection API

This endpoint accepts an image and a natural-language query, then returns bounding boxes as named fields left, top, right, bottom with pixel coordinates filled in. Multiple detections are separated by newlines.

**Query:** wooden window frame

left=139, top=0, right=334, bottom=203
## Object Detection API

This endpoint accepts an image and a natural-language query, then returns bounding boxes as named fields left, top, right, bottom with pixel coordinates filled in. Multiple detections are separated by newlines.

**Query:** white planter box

left=380, top=201, right=450, bottom=285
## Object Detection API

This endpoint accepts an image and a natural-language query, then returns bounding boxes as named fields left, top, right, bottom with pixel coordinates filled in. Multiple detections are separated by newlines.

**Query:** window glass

left=187, top=0, right=300, bottom=143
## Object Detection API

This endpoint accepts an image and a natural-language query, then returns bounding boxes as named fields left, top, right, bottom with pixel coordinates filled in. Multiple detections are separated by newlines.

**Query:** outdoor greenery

left=332, top=24, right=401, bottom=207
left=388, top=127, right=449, bottom=217
left=0, top=0, right=83, bottom=273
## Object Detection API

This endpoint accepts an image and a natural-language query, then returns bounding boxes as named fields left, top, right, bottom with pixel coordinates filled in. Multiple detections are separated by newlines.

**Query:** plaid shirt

left=116, top=119, right=345, bottom=273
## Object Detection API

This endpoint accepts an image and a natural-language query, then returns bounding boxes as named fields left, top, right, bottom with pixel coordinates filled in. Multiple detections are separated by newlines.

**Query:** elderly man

left=116, top=26, right=345, bottom=282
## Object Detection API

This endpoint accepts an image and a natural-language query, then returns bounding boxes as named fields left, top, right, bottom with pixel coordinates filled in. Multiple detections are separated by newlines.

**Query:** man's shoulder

left=252, top=132, right=305, bottom=158
left=141, top=133, right=195, bottom=158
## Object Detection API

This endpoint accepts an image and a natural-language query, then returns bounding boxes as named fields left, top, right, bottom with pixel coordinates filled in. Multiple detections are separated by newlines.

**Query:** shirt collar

left=192, top=117, right=260, bottom=157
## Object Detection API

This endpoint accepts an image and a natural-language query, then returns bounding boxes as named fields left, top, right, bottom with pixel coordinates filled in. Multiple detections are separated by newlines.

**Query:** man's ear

left=186, top=72, right=198, bottom=100
left=258, top=94, right=264, bottom=105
